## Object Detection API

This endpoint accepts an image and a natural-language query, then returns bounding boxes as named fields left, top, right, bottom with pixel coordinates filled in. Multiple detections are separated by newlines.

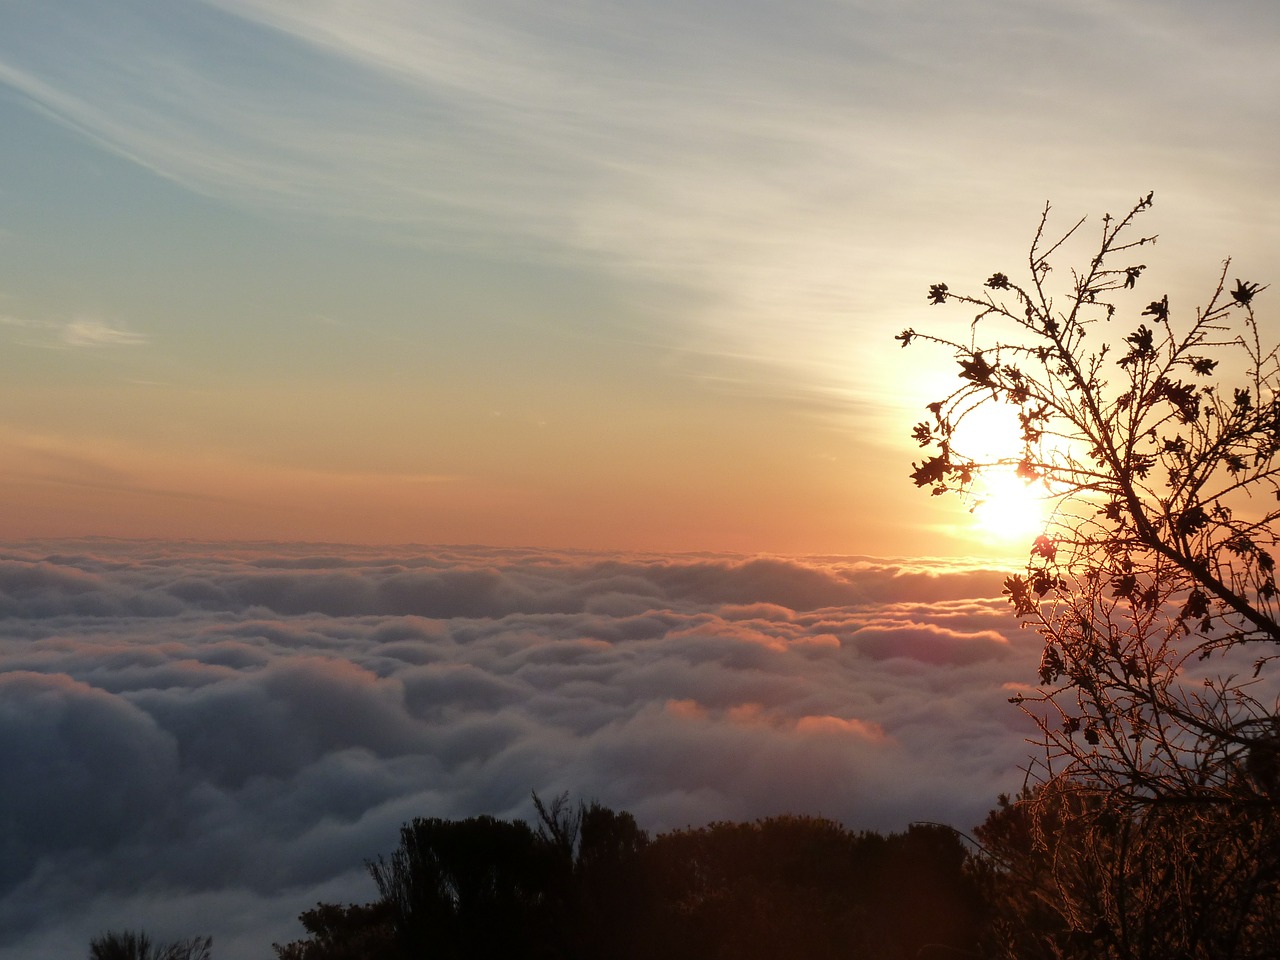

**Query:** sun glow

left=971, top=468, right=1047, bottom=543
left=939, top=400, right=1053, bottom=546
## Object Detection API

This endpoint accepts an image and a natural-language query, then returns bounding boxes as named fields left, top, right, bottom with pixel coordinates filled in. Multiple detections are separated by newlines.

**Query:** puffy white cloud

left=0, top=540, right=1041, bottom=958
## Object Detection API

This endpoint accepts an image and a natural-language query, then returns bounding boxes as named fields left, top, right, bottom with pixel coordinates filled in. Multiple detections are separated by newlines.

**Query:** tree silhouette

left=541, top=795, right=652, bottom=960
left=973, top=783, right=1280, bottom=959
left=902, top=193, right=1280, bottom=956
left=902, top=191, right=1280, bottom=805
left=283, top=802, right=987, bottom=960
left=644, top=816, right=983, bottom=960
left=368, top=813, right=555, bottom=959
left=89, top=931, right=212, bottom=960
left=363, top=794, right=652, bottom=960
left=272, top=901, right=395, bottom=960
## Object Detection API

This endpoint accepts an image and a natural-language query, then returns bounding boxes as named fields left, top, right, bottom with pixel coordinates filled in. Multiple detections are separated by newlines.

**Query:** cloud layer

left=0, top=540, right=1041, bottom=958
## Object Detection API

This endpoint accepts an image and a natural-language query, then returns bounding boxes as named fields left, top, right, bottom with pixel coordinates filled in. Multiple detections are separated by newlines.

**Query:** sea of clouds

left=0, top=539, right=1044, bottom=958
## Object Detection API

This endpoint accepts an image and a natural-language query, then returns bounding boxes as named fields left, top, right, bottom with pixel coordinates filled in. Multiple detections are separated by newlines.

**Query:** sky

left=0, top=0, right=1275, bottom=555
left=2, top=1, right=1280, bottom=957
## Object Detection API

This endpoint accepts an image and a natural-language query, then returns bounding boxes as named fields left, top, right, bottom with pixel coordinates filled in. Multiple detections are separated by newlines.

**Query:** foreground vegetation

left=278, top=797, right=984, bottom=960
left=899, top=192, right=1280, bottom=959
left=91, top=782, right=1280, bottom=959
left=94, top=794, right=987, bottom=960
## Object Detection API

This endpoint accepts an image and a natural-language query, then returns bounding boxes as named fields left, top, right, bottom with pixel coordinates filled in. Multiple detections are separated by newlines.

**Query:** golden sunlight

left=971, top=467, right=1046, bottom=543
left=942, top=400, right=1051, bottom=545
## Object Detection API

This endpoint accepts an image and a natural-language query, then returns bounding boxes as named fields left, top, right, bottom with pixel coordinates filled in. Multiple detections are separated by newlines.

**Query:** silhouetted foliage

left=972, top=783, right=1280, bottom=960
left=904, top=192, right=1280, bottom=957
left=89, top=930, right=212, bottom=960
left=361, top=792, right=655, bottom=960
left=903, top=192, right=1280, bottom=805
left=646, top=817, right=985, bottom=960
left=555, top=798, right=652, bottom=960
left=281, top=801, right=988, bottom=960
left=368, top=812, right=557, bottom=959
left=272, top=901, right=396, bottom=960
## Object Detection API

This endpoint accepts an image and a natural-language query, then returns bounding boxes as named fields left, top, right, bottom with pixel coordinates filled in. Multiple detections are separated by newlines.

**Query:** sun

left=971, top=467, right=1047, bottom=543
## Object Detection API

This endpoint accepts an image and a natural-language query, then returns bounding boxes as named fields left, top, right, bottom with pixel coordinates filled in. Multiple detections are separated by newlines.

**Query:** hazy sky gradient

left=2, top=0, right=1277, bottom=553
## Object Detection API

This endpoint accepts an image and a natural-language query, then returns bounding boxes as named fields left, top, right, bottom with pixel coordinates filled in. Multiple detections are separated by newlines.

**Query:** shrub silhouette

left=89, top=930, right=212, bottom=960
left=272, top=902, right=395, bottom=960
left=368, top=813, right=556, bottom=959
left=281, top=802, right=987, bottom=960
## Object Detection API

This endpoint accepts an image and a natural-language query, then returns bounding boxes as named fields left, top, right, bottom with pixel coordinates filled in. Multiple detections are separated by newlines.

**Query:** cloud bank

left=0, top=540, right=1042, bottom=958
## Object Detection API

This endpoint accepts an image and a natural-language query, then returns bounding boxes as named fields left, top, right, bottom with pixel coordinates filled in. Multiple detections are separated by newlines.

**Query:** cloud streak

left=60, top=318, right=147, bottom=347
left=0, top=539, right=1039, bottom=958
left=0, top=311, right=147, bottom=350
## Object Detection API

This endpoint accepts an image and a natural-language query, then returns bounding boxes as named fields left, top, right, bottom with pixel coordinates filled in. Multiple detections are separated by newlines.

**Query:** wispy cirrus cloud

left=60, top=317, right=147, bottom=347
left=3, top=1, right=1276, bottom=409
left=0, top=310, right=146, bottom=348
